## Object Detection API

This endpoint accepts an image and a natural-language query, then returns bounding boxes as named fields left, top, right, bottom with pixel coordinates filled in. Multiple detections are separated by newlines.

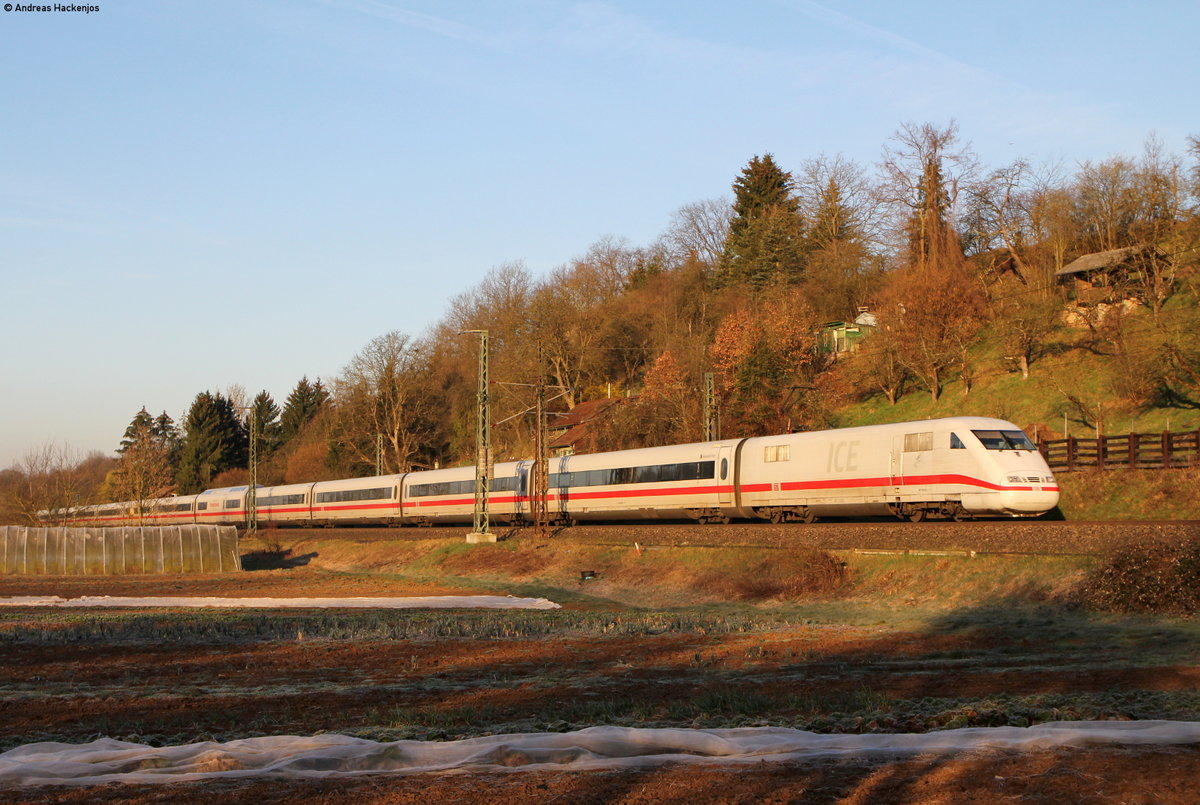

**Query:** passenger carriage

left=254, top=482, right=315, bottom=527
left=195, top=486, right=250, bottom=526
left=309, top=476, right=401, bottom=526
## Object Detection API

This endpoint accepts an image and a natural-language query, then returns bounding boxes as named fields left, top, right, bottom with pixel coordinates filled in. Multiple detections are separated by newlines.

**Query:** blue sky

left=1, top=0, right=1196, bottom=468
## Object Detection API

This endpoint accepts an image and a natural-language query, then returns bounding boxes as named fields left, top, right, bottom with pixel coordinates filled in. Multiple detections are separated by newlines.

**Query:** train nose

left=997, top=472, right=1058, bottom=514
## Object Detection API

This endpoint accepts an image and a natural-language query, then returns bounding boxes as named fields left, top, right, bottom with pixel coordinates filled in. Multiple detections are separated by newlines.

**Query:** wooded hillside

left=3, top=122, right=1198, bottom=520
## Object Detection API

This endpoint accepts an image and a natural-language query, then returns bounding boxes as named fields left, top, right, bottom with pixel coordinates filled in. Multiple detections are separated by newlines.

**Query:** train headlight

left=1006, top=475, right=1021, bottom=484
left=1044, top=474, right=1055, bottom=483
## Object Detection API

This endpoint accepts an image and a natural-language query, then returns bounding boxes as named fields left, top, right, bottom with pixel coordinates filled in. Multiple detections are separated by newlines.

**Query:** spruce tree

left=250, top=390, right=282, bottom=456
left=175, top=391, right=248, bottom=494
left=151, top=411, right=182, bottom=469
left=118, top=408, right=155, bottom=454
left=111, top=408, right=177, bottom=505
left=719, top=154, right=808, bottom=288
left=279, top=376, right=329, bottom=445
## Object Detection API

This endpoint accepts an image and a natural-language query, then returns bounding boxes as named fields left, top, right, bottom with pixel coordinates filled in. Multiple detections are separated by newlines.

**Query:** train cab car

left=736, top=417, right=1057, bottom=522
left=309, top=477, right=401, bottom=525
left=254, top=483, right=315, bottom=527
left=195, top=486, right=253, bottom=525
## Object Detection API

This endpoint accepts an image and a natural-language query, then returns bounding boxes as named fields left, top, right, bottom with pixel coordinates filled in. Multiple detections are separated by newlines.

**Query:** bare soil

left=3, top=544, right=1200, bottom=803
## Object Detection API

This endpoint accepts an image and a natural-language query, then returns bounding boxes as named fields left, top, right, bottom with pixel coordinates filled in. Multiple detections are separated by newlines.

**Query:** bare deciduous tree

left=10, top=443, right=93, bottom=525
left=333, top=331, right=439, bottom=475
left=663, top=197, right=732, bottom=268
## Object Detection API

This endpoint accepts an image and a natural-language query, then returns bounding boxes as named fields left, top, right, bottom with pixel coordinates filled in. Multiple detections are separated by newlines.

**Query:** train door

left=514, top=461, right=531, bottom=519
left=890, top=435, right=904, bottom=499
left=716, top=444, right=735, bottom=506
left=554, top=456, right=570, bottom=518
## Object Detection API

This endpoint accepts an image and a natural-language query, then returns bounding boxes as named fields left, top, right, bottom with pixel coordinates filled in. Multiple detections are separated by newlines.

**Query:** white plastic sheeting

left=0, top=595, right=560, bottom=609
left=3, top=722, right=1199, bottom=787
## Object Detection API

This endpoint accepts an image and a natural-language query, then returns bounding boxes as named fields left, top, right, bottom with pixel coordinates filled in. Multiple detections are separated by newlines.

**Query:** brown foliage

left=878, top=255, right=986, bottom=402
left=709, top=287, right=826, bottom=433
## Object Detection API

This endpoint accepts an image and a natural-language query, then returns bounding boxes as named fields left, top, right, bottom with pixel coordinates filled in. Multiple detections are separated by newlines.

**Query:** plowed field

left=3, top=533, right=1200, bottom=803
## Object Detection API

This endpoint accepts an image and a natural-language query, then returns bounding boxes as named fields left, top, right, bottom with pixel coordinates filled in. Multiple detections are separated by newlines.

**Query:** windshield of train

left=971, top=429, right=1037, bottom=451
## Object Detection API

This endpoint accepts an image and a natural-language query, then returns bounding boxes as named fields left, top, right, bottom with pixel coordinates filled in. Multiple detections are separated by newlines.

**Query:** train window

left=904, top=432, right=933, bottom=452
left=971, top=430, right=1036, bottom=451
left=764, top=445, right=790, bottom=462
left=197, top=502, right=207, bottom=511
left=549, top=461, right=717, bottom=488
left=316, top=487, right=391, bottom=503
left=260, top=494, right=307, bottom=507
left=720, top=458, right=728, bottom=480
left=580, top=469, right=611, bottom=487
left=224, top=499, right=239, bottom=509
left=411, top=480, right=476, bottom=497
left=635, top=465, right=660, bottom=484
left=950, top=433, right=966, bottom=449
left=1003, top=431, right=1037, bottom=450
left=489, top=477, right=516, bottom=493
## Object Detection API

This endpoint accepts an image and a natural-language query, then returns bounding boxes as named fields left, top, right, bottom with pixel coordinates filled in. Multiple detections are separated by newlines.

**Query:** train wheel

left=800, top=508, right=817, bottom=524
left=908, top=508, right=927, bottom=523
left=769, top=509, right=786, bottom=524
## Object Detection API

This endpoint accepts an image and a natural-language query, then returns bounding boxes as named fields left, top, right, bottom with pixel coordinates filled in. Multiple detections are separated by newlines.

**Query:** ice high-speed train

left=51, top=417, right=1059, bottom=528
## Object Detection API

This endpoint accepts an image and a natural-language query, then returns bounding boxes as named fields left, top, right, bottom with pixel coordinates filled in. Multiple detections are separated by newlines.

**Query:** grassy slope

left=250, top=533, right=1096, bottom=614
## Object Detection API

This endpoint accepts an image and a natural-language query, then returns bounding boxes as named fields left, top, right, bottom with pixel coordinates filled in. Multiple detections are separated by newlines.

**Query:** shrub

left=1078, top=539, right=1200, bottom=614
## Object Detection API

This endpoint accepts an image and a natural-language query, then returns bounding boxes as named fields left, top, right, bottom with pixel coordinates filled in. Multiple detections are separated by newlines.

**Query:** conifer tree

left=279, top=376, right=329, bottom=445
left=719, top=154, right=808, bottom=288
left=110, top=408, right=177, bottom=506
left=118, top=408, right=155, bottom=454
left=175, top=391, right=248, bottom=494
left=250, top=390, right=282, bottom=456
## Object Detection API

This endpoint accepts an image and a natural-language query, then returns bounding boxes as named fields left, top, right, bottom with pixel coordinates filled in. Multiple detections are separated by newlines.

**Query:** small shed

left=1056, top=245, right=1163, bottom=305
left=818, top=309, right=876, bottom=355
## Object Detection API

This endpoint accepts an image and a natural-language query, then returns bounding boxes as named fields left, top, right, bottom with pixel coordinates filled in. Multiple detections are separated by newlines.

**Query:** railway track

left=247, top=520, right=1200, bottom=556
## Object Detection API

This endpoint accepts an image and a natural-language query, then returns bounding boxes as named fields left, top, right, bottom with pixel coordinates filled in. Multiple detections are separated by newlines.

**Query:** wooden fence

left=1038, top=430, right=1200, bottom=472
left=0, top=525, right=241, bottom=575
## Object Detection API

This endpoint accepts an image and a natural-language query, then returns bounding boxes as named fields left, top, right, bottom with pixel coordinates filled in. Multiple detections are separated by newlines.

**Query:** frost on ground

left=2, top=722, right=1199, bottom=787
left=0, top=595, right=561, bottom=609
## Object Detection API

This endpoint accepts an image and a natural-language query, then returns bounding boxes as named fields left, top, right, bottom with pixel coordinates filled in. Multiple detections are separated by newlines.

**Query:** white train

left=54, top=417, right=1059, bottom=527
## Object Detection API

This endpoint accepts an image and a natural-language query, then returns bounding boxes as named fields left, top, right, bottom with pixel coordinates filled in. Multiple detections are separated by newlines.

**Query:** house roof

left=546, top=397, right=626, bottom=450
left=1056, top=245, right=1147, bottom=277
left=854, top=310, right=877, bottom=327
left=546, top=397, right=623, bottom=431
